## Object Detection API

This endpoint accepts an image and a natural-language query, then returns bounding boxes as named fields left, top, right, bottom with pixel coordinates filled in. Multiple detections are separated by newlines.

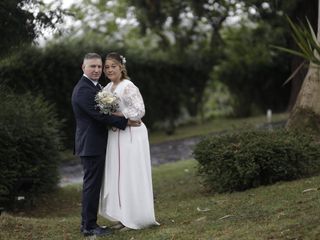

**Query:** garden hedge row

left=0, top=42, right=210, bottom=147
left=0, top=87, right=62, bottom=209
left=193, top=129, right=320, bottom=193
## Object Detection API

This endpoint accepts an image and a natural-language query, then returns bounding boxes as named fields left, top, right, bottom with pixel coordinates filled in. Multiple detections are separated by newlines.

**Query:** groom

left=72, top=53, right=139, bottom=237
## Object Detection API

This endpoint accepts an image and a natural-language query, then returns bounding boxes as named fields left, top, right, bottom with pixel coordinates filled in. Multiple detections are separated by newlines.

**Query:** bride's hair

left=105, top=52, right=130, bottom=80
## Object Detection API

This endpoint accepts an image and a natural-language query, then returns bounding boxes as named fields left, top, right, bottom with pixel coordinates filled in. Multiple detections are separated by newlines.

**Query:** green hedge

left=193, top=130, right=320, bottom=193
left=0, top=86, right=62, bottom=209
left=0, top=42, right=210, bottom=146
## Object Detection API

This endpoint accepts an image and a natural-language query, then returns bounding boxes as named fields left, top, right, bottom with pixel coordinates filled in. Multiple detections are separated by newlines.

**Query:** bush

left=0, top=43, right=211, bottom=146
left=193, top=129, right=320, bottom=193
left=0, top=86, right=63, bottom=209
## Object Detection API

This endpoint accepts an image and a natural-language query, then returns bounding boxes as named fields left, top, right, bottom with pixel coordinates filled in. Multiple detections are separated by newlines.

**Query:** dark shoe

left=83, top=226, right=113, bottom=237
left=80, top=224, right=106, bottom=233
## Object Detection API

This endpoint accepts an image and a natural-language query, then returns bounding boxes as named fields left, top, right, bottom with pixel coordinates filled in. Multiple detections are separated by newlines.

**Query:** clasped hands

left=112, top=112, right=141, bottom=127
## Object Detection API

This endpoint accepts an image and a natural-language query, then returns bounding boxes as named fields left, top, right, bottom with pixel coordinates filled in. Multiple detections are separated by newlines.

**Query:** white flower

left=101, top=95, right=115, bottom=105
left=95, top=90, right=120, bottom=114
left=120, top=55, right=126, bottom=64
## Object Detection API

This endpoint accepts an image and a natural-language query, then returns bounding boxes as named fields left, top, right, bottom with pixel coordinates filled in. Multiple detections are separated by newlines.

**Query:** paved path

left=59, top=136, right=201, bottom=186
left=59, top=121, right=286, bottom=186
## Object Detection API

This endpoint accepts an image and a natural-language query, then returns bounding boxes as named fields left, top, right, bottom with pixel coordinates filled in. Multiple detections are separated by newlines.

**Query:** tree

left=128, top=0, right=237, bottom=56
left=124, top=0, right=238, bottom=119
left=129, top=0, right=318, bottom=118
left=240, top=0, right=318, bottom=110
left=212, top=21, right=291, bottom=117
left=285, top=1, right=320, bottom=134
left=0, top=0, right=65, bottom=57
left=64, top=0, right=134, bottom=45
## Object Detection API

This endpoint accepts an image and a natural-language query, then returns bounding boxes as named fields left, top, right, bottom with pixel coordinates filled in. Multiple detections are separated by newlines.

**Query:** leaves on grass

left=195, top=216, right=207, bottom=222
left=302, top=188, right=320, bottom=193
left=196, top=207, right=210, bottom=212
left=218, top=214, right=235, bottom=220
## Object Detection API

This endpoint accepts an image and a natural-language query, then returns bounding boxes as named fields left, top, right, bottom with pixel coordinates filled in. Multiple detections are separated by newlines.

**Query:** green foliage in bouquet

left=0, top=85, right=63, bottom=209
left=193, top=129, right=320, bottom=193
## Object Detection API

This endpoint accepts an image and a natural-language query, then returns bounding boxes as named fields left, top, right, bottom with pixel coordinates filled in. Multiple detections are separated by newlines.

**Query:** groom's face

left=82, top=58, right=102, bottom=81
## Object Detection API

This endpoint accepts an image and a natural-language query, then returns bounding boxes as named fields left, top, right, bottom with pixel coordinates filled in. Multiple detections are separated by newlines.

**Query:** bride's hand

left=128, top=119, right=141, bottom=127
left=112, top=111, right=124, bottom=117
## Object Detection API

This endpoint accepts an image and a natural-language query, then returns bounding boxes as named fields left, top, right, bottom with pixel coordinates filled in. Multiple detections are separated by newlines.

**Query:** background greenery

left=0, top=42, right=210, bottom=143
left=1, top=0, right=316, bottom=145
left=0, top=0, right=319, bottom=231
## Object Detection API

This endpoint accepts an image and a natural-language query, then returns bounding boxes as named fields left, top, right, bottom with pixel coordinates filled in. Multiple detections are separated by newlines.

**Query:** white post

left=267, top=109, right=272, bottom=123
left=267, top=109, right=272, bottom=131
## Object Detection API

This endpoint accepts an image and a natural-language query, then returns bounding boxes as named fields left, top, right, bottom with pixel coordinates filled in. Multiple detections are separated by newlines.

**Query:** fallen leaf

left=302, top=188, right=319, bottom=193
left=197, top=207, right=210, bottom=212
left=195, top=216, right=207, bottom=222
left=218, top=214, right=234, bottom=220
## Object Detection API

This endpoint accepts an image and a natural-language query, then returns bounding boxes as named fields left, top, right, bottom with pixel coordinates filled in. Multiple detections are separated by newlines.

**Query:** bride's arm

left=121, top=82, right=145, bottom=121
left=112, top=111, right=124, bottom=117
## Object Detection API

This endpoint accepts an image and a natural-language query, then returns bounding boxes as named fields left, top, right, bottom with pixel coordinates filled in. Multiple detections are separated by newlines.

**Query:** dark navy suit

left=71, top=75, right=127, bottom=230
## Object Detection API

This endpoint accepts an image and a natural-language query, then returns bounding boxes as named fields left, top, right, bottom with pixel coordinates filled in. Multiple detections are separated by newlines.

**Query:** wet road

left=59, top=136, right=201, bottom=186
left=59, top=121, right=286, bottom=186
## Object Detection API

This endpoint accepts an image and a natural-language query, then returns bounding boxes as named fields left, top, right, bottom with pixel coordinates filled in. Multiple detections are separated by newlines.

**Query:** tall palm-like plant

left=277, top=17, right=320, bottom=65
left=278, top=1, right=320, bottom=134
left=274, top=16, right=320, bottom=85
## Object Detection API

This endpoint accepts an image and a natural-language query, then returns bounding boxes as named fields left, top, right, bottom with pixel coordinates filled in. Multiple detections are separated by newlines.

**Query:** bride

left=99, top=52, right=159, bottom=230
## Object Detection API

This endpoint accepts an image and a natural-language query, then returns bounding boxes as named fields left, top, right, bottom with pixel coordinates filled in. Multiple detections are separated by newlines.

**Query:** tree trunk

left=286, top=63, right=320, bottom=133
left=286, top=58, right=307, bottom=111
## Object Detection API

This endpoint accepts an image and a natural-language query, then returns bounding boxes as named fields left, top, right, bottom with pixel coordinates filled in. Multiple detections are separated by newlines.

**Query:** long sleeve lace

left=122, top=82, right=145, bottom=120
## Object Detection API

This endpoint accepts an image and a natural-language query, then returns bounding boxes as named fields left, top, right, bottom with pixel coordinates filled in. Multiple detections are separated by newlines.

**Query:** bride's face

left=104, top=59, right=122, bottom=82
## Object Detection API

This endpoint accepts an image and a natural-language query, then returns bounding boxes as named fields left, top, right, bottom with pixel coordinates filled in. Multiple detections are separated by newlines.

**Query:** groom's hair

left=83, top=53, right=101, bottom=61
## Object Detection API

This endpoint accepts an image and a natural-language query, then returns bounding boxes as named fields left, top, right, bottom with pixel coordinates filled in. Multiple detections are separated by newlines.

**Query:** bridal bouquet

left=95, top=90, right=120, bottom=115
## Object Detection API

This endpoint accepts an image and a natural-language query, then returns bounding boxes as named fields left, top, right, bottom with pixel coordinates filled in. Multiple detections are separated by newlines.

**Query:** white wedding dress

left=99, top=79, right=159, bottom=229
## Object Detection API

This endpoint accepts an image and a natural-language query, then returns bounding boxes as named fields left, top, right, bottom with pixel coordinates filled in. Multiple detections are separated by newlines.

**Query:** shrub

left=0, top=43, right=211, bottom=146
left=0, top=86, right=63, bottom=209
left=193, top=129, right=320, bottom=193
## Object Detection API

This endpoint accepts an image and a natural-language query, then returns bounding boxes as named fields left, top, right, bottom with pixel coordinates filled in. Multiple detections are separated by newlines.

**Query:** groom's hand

left=112, top=111, right=124, bottom=117
left=128, top=119, right=141, bottom=127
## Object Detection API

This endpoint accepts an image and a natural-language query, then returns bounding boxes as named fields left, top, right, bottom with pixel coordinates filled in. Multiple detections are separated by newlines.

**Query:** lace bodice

left=104, top=79, right=145, bottom=121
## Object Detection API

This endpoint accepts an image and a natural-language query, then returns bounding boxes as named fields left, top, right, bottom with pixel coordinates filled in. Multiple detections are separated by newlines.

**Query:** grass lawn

left=149, top=112, right=288, bottom=144
left=1, top=159, right=320, bottom=240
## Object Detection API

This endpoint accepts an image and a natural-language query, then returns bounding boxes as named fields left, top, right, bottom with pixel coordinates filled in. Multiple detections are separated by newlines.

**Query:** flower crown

left=120, top=55, right=126, bottom=64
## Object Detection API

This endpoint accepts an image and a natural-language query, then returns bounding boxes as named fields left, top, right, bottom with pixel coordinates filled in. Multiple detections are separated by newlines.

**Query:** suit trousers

left=80, top=155, right=105, bottom=230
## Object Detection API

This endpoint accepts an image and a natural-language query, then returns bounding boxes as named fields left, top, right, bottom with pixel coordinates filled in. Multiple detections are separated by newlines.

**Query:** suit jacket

left=71, top=76, right=128, bottom=156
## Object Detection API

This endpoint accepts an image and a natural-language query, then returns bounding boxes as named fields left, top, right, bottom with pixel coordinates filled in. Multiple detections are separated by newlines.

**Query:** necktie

left=96, top=83, right=102, bottom=90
